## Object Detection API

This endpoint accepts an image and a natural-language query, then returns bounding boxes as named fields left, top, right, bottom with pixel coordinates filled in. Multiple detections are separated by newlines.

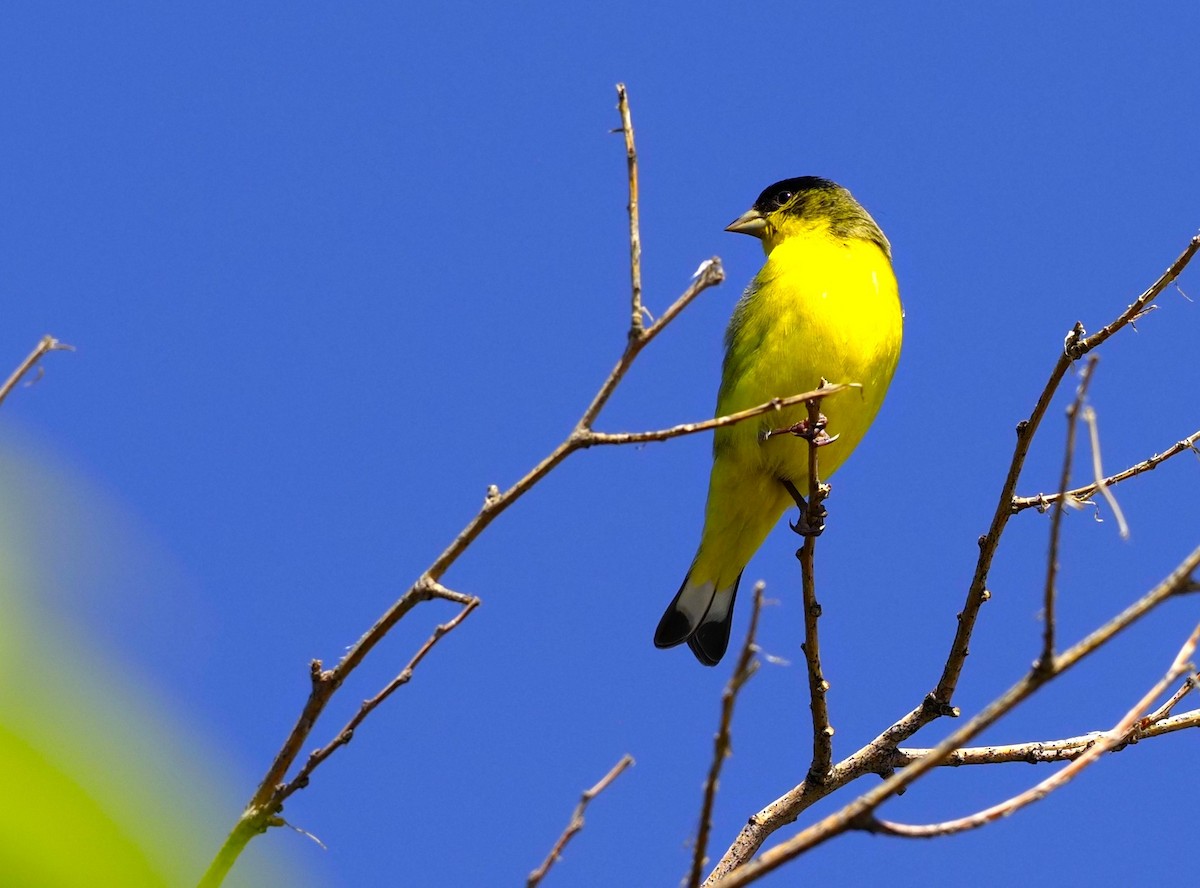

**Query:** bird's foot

left=762, top=413, right=840, bottom=447
left=789, top=508, right=827, bottom=537
left=782, top=480, right=831, bottom=537
left=790, top=486, right=830, bottom=537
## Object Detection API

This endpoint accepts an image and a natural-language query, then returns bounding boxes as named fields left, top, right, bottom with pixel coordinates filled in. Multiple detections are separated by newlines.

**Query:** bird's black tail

left=653, top=571, right=742, bottom=666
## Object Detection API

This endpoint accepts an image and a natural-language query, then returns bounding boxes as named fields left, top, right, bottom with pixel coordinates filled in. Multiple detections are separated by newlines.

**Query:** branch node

left=922, top=693, right=960, bottom=719
left=1063, top=320, right=1087, bottom=359
left=1032, top=657, right=1057, bottom=677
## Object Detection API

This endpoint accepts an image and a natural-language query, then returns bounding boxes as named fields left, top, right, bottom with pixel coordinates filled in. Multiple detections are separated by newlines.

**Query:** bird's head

left=726, top=176, right=890, bottom=259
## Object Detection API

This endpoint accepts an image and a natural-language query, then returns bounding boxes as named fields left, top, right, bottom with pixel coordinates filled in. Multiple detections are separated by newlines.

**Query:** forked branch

left=199, top=85, right=837, bottom=888
left=711, top=543, right=1200, bottom=887
left=704, top=236, right=1200, bottom=885
left=868, top=619, right=1200, bottom=838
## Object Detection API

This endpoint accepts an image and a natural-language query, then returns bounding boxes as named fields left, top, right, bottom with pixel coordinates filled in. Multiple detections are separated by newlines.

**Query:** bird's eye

left=773, top=191, right=794, bottom=207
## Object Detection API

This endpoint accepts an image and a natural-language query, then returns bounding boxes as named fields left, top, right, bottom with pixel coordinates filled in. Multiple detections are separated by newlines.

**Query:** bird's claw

left=790, top=503, right=828, bottom=537
left=762, top=413, right=839, bottom=447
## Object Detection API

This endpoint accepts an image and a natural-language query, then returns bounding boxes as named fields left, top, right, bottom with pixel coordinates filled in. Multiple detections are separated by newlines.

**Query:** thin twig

left=583, top=384, right=854, bottom=448
left=198, top=581, right=475, bottom=887
left=1012, top=426, right=1200, bottom=511
left=709, top=543, right=1200, bottom=888
left=200, top=90, right=727, bottom=888
left=689, top=582, right=766, bottom=888
left=1139, top=670, right=1197, bottom=726
left=0, top=335, right=74, bottom=407
left=576, top=258, right=724, bottom=434
left=1040, top=356, right=1098, bottom=670
left=799, top=397, right=833, bottom=782
left=527, top=754, right=635, bottom=888
left=1080, top=405, right=1130, bottom=539
left=869, top=619, right=1200, bottom=838
left=940, top=234, right=1199, bottom=706
left=277, top=590, right=481, bottom=802
left=207, top=270, right=729, bottom=878
left=1072, top=234, right=1200, bottom=356
left=615, top=83, right=643, bottom=336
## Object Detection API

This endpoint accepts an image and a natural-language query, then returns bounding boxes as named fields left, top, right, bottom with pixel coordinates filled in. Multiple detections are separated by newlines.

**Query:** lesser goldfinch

left=654, top=177, right=903, bottom=665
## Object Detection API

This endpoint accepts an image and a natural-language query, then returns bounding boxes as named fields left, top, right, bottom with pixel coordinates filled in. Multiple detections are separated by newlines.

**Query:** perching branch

left=200, top=85, right=838, bottom=888
left=798, top=395, right=834, bottom=783
left=528, top=754, right=635, bottom=888
left=583, top=384, right=856, bottom=448
left=0, top=335, right=74, bottom=408
left=689, top=582, right=766, bottom=888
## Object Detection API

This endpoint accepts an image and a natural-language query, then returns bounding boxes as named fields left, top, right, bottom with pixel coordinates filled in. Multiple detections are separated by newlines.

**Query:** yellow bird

left=654, top=176, right=903, bottom=665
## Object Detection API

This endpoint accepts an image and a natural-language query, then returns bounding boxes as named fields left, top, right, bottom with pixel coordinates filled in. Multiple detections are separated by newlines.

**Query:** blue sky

left=2, top=3, right=1198, bottom=886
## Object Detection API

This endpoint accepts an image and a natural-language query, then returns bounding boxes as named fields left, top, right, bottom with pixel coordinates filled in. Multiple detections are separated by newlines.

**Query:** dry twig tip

left=528, top=754, right=635, bottom=888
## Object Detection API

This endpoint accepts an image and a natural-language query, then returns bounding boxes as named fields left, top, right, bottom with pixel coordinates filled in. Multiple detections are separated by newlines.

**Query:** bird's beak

left=725, top=208, right=768, bottom=238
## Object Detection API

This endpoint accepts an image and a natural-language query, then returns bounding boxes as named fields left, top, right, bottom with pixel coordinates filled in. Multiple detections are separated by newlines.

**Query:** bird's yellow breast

left=714, top=225, right=903, bottom=485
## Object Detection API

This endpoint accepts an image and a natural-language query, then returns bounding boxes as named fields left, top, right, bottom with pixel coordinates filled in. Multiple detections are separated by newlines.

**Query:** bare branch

left=277, top=589, right=481, bottom=803
left=198, top=581, right=476, bottom=888
left=891, top=706, right=1200, bottom=767
left=704, top=695, right=957, bottom=885
left=1041, top=356, right=1098, bottom=670
left=0, top=335, right=74, bottom=408
left=615, top=83, right=643, bottom=336
left=938, top=234, right=1199, bottom=708
left=575, top=258, right=725, bottom=434
left=1080, top=405, right=1130, bottom=539
left=1140, top=670, right=1197, bottom=725
left=201, top=90, right=728, bottom=887
left=528, top=754, right=635, bottom=888
left=798, top=396, right=834, bottom=782
left=689, top=582, right=766, bottom=888
left=1072, top=234, right=1200, bottom=356
left=703, top=235, right=1200, bottom=886
left=583, top=384, right=856, bottom=448
left=709, top=543, right=1200, bottom=888
left=869, top=619, right=1200, bottom=838
left=1013, top=426, right=1200, bottom=512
